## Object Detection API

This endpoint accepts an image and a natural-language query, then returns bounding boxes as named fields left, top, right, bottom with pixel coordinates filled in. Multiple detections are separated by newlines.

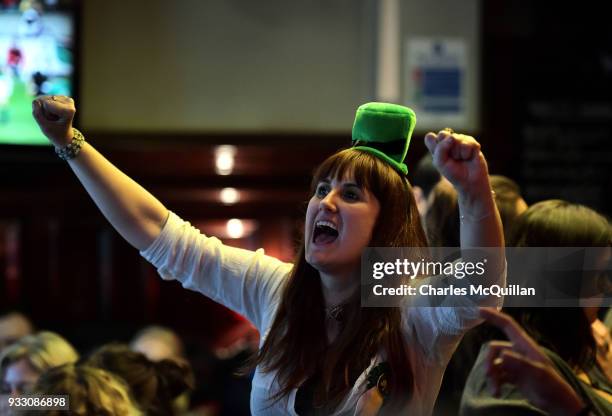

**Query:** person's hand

left=31, top=95, right=76, bottom=148
left=480, top=307, right=588, bottom=416
left=424, top=129, right=489, bottom=199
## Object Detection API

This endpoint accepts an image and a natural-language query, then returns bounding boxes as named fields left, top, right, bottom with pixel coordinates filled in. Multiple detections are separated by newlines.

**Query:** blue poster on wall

left=405, top=38, right=468, bottom=130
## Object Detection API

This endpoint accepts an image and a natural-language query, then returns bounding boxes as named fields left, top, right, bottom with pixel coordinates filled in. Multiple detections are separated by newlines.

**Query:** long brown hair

left=254, top=149, right=428, bottom=412
left=505, top=200, right=611, bottom=370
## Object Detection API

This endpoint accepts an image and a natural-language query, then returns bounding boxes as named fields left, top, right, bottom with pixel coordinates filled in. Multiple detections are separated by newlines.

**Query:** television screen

left=0, top=1, right=75, bottom=145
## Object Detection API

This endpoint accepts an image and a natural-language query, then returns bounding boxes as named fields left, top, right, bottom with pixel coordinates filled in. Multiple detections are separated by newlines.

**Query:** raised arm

left=32, top=95, right=168, bottom=250
left=424, top=130, right=504, bottom=271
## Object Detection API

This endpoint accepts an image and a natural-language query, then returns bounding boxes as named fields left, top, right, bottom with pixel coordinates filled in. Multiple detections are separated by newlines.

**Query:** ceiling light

left=226, top=219, right=244, bottom=239
left=214, top=145, right=237, bottom=175
left=219, top=187, right=240, bottom=205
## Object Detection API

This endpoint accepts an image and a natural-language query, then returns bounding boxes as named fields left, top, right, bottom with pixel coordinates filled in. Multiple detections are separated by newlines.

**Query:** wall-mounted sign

left=405, top=38, right=468, bottom=130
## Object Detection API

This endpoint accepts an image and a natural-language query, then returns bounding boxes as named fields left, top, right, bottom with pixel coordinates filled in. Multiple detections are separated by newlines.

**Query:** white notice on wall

left=405, top=38, right=468, bottom=130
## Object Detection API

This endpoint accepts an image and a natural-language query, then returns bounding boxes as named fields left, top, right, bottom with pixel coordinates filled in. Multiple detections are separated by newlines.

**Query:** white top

left=141, top=212, right=505, bottom=415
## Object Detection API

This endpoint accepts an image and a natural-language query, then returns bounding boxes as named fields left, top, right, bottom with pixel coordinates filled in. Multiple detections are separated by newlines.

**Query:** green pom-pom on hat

left=351, top=102, right=416, bottom=175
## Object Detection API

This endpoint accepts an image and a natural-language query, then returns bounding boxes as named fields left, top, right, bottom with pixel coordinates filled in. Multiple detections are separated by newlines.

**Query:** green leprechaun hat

left=351, top=102, right=416, bottom=175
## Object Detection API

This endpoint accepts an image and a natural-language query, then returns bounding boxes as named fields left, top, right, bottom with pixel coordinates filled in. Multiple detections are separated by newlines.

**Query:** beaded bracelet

left=55, top=128, right=85, bottom=161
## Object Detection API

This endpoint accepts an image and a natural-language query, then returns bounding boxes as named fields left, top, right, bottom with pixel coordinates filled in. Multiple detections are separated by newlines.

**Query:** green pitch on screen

left=0, top=79, right=71, bottom=146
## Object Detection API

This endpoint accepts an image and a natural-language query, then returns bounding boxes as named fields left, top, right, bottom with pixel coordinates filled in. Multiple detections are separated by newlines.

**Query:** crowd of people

left=0, top=314, right=199, bottom=415
left=0, top=96, right=609, bottom=415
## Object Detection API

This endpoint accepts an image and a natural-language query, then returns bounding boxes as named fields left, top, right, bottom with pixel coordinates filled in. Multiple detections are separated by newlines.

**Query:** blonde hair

left=28, top=364, right=142, bottom=416
left=130, top=326, right=184, bottom=361
left=0, top=331, right=79, bottom=376
left=0, top=311, right=34, bottom=349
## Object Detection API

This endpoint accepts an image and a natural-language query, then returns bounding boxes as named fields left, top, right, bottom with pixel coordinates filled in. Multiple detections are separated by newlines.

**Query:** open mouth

left=313, top=220, right=339, bottom=245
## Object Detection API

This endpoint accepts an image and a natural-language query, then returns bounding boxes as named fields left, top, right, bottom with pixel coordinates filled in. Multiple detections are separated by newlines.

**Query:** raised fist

left=424, top=129, right=490, bottom=198
left=32, top=95, right=76, bottom=148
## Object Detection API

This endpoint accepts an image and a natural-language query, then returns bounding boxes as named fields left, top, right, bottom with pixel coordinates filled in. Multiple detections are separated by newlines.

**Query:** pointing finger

left=480, top=308, right=539, bottom=354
